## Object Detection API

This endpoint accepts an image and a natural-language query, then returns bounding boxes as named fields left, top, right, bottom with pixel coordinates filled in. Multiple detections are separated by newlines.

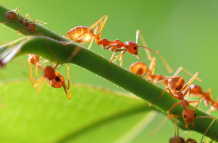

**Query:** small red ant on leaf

left=1, top=7, right=46, bottom=34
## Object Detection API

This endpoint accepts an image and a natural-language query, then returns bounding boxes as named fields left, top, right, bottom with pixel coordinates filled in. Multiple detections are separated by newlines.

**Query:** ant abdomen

left=5, top=11, right=17, bottom=20
left=67, top=26, right=94, bottom=43
left=51, top=72, right=65, bottom=88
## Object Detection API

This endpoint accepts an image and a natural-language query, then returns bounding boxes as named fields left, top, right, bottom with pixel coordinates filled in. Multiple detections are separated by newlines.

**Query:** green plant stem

left=0, top=5, right=218, bottom=142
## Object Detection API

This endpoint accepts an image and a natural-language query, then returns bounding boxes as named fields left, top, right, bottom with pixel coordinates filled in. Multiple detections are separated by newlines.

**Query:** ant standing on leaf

left=1, top=7, right=46, bottom=34
left=32, top=38, right=71, bottom=99
left=60, top=15, right=173, bottom=78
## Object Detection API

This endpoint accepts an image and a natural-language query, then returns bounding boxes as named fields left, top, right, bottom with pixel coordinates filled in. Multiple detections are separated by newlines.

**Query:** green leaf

left=0, top=81, right=156, bottom=143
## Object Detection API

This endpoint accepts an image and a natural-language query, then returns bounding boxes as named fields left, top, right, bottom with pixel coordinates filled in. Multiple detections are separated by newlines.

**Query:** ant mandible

left=32, top=39, right=71, bottom=99
left=1, top=7, right=46, bottom=33
left=60, top=16, right=173, bottom=77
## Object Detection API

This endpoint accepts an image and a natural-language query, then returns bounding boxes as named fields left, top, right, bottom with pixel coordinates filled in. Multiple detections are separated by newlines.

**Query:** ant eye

left=184, top=114, right=186, bottom=118
left=134, top=46, right=137, bottom=50
left=29, top=30, right=31, bottom=31
left=195, top=113, right=196, bottom=117
left=33, top=24, right=35, bottom=26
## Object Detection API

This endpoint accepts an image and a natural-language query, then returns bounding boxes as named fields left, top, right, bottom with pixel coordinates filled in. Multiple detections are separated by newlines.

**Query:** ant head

left=124, top=41, right=139, bottom=58
left=182, top=109, right=196, bottom=124
left=168, top=76, right=185, bottom=91
left=169, top=136, right=185, bottom=143
left=190, top=84, right=202, bottom=94
left=129, top=62, right=147, bottom=76
left=43, top=66, right=56, bottom=80
left=5, top=11, right=16, bottom=20
left=27, top=23, right=36, bottom=32
left=51, top=72, right=65, bottom=88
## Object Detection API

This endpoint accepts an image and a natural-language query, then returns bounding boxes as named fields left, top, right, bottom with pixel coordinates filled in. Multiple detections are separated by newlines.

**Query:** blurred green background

left=1, top=0, right=218, bottom=142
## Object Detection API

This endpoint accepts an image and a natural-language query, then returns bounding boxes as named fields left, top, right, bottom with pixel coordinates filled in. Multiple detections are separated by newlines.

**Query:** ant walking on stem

left=149, top=67, right=201, bottom=106
left=61, top=15, right=173, bottom=77
left=32, top=38, right=71, bottom=99
left=1, top=7, right=46, bottom=33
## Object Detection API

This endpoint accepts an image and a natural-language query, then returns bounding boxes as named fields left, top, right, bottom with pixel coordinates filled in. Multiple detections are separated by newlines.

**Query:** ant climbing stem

left=1, top=7, right=47, bottom=34
left=32, top=38, right=71, bottom=99
left=167, top=95, right=216, bottom=143
left=60, top=15, right=173, bottom=78
left=149, top=71, right=199, bottom=106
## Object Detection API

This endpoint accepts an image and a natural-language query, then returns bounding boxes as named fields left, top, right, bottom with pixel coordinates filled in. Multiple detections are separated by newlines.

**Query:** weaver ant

left=1, top=7, right=46, bottom=33
left=61, top=15, right=173, bottom=77
left=149, top=66, right=201, bottom=106
left=32, top=38, right=71, bottom=99
left=165, top=90, right=216, bottom=143
left=190, top=85, right=213, bottom=107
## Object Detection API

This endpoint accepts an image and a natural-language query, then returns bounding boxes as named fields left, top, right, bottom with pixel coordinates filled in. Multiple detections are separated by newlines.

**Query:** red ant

left=60, top=16, right=173, bottom=77
left=149, top=66, right=201, bottom=106
left=166, top=91, right=216, bottom=143
left=32, top=39, right=71, bottom=99
left=1, top=7, right=46, bottom=33
left=190, top=85, right=213, bottom=107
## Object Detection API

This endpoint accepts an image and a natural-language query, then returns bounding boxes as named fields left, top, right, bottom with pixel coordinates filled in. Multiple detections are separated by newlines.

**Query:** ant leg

left=107, top=45, right=124, bottom=78
left=188, top=100, right=200, bottom=110
left=17, top=24, right=23, bottom=33
left=23, top=13, right=30, bottom=21
left=136, top=30, right=152, bottom=60
left=149, top=87, right=179, bottom=106
left=35, top=19, right=47, bottom=25
left=119, top=47, right=125, bottom=67
left=183, top=87, right=191, bottom=100
left=67, top=63, right=71, bottom=98
left=138, top=46, right=173, bottom=73
left=88, top=26, right=99, bottom=50
left=61, top=15, right=108, bottom=45
left=167, top=102, right=181, bottom=114
left=112, top=50, right=127, bottom=63
left=13, top=7, right=20, bottom=19
left=28, top=59, right=34, bottom=87
left=63, top=35, right=70, bottom=39
left=36, top=79, right=47, bottom=93
left=33, top=76, right=45, bottom=88
left=148, top=57, right=156, bottom=76
left=195, top=116, right=216, bottom=143
left=34, top=64, right=38, bottom=83
left=173, top=67, right=201, bottom=82
left=181, top=72, right=199, bottom=92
